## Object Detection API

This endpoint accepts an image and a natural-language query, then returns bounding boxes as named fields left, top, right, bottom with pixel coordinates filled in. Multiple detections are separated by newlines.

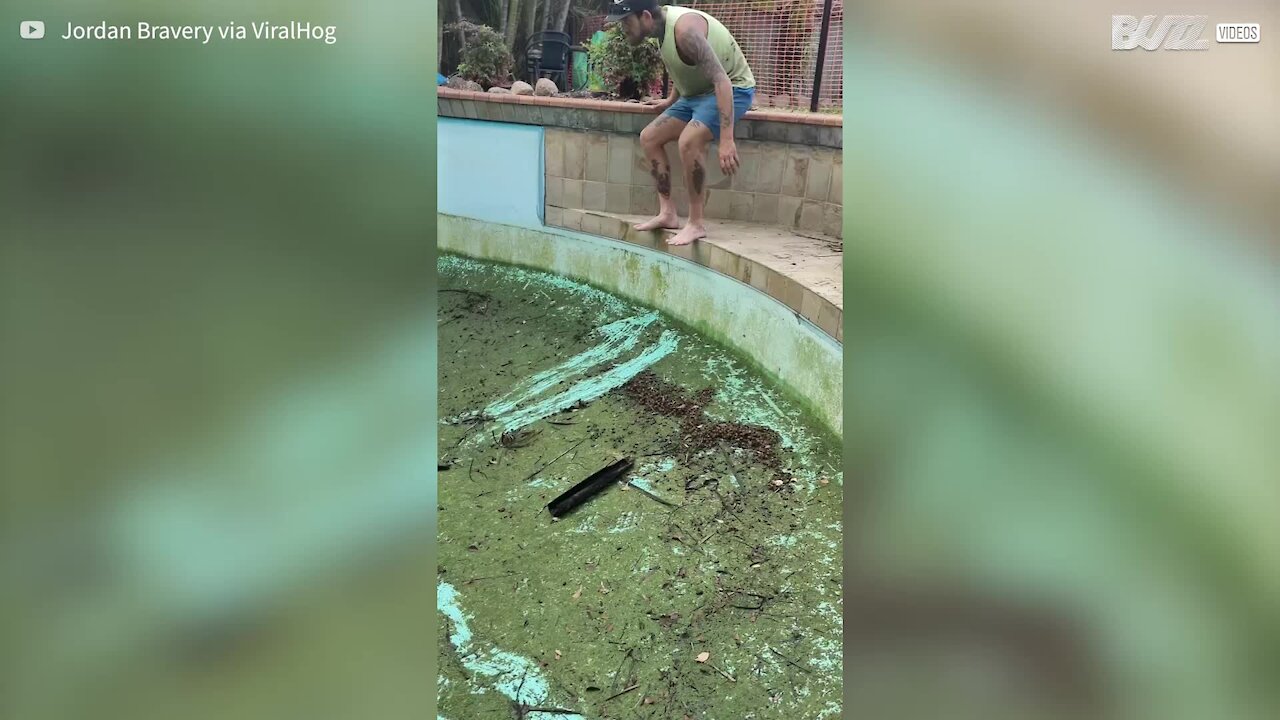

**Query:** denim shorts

left=663, top=87, right=755, bottom=140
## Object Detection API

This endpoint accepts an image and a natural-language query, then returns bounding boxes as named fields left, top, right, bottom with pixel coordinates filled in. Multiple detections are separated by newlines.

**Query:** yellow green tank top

left=660, top=6, right=755, bottom=97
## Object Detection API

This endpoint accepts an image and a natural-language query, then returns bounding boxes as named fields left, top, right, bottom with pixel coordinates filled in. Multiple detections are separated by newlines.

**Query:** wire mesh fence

left=573, top=0, right=842, bottom=112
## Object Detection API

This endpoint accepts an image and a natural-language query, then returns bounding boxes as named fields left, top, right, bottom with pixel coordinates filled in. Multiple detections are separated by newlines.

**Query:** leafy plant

left=448, top=21, right=513, bottom=88
left=588, top=27, right=660, bottom=100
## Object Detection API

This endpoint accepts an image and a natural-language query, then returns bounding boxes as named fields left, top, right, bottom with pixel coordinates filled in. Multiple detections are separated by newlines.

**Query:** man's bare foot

left=634, top=213, right=680, bottom=232
left=667, top=223, right=707, bottom=246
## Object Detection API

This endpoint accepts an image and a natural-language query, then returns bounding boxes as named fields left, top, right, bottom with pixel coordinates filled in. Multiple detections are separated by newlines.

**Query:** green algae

left=436, top=220, right=843, bottom=440
left=438, top=256, right=842, bottom=719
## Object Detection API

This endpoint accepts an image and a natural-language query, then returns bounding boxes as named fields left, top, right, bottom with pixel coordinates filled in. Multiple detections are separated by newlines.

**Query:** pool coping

left=552, top=209, right=843, bottom=343
left=437, top=87, right=843, bottom=149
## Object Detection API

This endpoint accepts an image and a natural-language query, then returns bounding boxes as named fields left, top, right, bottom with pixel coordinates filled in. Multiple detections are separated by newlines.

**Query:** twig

left=462, top=572, right=516, bottom=585
left=603, top=684, right=640, bottom=703
left=611, top=648, right=634, bottom=692
left=627, top=480, right=678, bottom=508
left=523, top=437, right=586, bottom=483
left=706, top=662, right=736, bottom=683
left=769, top=647, right=812, bottom=674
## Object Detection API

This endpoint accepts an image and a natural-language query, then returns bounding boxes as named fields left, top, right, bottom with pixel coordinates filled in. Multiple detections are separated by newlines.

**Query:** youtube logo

left=20, top=20, right=45, bottom=39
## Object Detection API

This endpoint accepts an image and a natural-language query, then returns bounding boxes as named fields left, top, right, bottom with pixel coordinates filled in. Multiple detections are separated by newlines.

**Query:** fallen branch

left=523, top=438, right=586, bottom=483
left=602, top=684, right=639, bottom=703
left=769, top=647, right=812, bottom=674
left=627, top=480, right=679, bottom=508
left=707, top=662, right=736, bottom=683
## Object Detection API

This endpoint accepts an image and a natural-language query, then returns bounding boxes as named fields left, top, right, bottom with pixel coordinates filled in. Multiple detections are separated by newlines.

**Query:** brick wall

left=544, top=128, right=841, bottom=238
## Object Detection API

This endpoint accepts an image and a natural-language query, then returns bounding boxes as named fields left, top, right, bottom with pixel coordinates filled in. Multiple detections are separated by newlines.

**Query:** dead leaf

left=554, top=650, right=562, bottom=660
left=599, top=581, right=610, bottom=595
left=572, top=586, right=583, bottom=600
left=696, top=651, right=710, bottom=663
left=642, top=697, right=655, bottom=705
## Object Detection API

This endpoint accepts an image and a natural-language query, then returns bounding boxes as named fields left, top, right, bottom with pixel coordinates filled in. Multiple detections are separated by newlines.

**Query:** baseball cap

left=605, top=0, right=659, bottom=23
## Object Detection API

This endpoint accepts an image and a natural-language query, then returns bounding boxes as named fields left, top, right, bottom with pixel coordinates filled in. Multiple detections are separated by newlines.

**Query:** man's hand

left=719, top=136, right=740, bottom=175
left=644, top=97, right=674, bottom=112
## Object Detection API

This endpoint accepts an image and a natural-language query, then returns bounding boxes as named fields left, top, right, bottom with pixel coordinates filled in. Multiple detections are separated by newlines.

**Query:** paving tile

left=822, top=203, right=842, bottom=239
left=705, top=152, right=732, bottom=191
left=781, top=148, right=810, bottom=197
left=632, top=144, right=656, bottom=186
left=799, top=201, right=825, bottom=233
left=546, top=176, right=563, bottom=207
left=563, top=178, right=584, bottom=209
left=544, top=206, right=562, bottom=227
left=729, top=191, right=754, bottom=222
left=778, top=195, right=804, bottom=228
left=756, top=144, right=785, bottom=194
left=563, top=135, right=586, bottom=180
left=705, top=189, right=730, bottom=219
left=732, top=144, right=760, bottom=192
left=585, top=134, right=609, bottom=182
left=562, top=208, right=584, bottom=231
left=765, top=266, right=803, bottom=311
left=799, top=288, right=825, bottom=325
left=752, top=194, right=779, bottom=225
left=748, top=261, right=773, bottom=293
left=606, top=183, right=631, bottom=214
left=545, top=131, right=565, bottom=177
left=583, top=181, right=606, bottom=211
left=608, top=134, right=633, bottom=184
left=630, top=187, right=659, bottom=216
left=829, top=158, right=842, bottom=205
left=805, top=155, right=833, bottom=202
left=672, top=187, right=690, bottom=216
left=816, top=302, right=841, bottom=340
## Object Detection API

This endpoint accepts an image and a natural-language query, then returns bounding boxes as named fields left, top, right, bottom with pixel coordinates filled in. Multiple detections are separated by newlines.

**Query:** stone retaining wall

left=437, top=88, right=843, bottom=237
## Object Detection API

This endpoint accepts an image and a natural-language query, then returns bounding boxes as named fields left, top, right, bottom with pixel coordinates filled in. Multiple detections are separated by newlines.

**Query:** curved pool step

left=547, top=208, right=843, bottom=343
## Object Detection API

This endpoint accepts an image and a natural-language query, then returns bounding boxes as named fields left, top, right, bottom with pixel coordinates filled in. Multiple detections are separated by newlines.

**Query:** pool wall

left=437, top=117, right=842, bottom=438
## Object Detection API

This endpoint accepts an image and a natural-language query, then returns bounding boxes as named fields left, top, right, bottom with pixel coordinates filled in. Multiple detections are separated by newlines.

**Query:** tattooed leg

left=635, top=114, right=685, bottom=231
left=669, top=120, right=713, bottom=246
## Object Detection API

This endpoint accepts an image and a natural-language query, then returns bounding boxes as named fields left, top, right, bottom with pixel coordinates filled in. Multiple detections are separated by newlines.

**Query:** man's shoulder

left=672, top=8, right=709, bottom=37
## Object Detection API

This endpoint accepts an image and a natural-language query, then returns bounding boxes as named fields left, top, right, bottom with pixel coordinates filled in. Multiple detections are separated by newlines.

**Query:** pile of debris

left=622, top=371, right=787, bottom=480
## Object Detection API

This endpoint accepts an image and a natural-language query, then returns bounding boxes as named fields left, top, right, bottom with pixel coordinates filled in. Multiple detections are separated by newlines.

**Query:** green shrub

left=448, top=21, right=512, bottom=88
left=588, top=27, right=660, bottom=100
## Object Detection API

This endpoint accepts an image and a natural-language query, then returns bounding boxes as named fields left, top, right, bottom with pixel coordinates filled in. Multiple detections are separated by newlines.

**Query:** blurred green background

left=842, top=2, right=1278, bottom=718
left=1, top=3, right=436, bottom=718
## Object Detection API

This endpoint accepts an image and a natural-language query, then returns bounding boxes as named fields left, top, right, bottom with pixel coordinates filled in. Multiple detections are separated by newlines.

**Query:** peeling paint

left=438, top=581, right=584, bottom=717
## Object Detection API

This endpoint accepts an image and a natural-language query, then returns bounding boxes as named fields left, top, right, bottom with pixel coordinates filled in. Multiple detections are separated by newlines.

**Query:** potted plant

left=588, top=27, right=660, bottom=101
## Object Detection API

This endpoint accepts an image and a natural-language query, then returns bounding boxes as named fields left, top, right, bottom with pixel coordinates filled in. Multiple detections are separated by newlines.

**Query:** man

left=607, top=0, right=755, bottom=246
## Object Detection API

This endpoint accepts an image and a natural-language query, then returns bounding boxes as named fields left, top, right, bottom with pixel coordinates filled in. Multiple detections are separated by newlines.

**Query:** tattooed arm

left=675, top=15, right=740, bottom=173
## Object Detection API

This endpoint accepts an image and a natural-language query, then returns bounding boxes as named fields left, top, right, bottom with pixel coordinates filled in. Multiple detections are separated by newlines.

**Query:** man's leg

left=668, top=120, right=715, bottom=246
left=634, top=115, right=687, bottom=231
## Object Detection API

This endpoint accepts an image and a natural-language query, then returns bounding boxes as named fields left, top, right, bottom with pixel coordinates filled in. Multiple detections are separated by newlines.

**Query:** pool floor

left=437, top=255, right=842, bottom=719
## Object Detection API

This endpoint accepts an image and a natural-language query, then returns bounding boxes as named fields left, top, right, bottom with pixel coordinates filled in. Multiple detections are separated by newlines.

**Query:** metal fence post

left=810, top=0, right=835, bottom=112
